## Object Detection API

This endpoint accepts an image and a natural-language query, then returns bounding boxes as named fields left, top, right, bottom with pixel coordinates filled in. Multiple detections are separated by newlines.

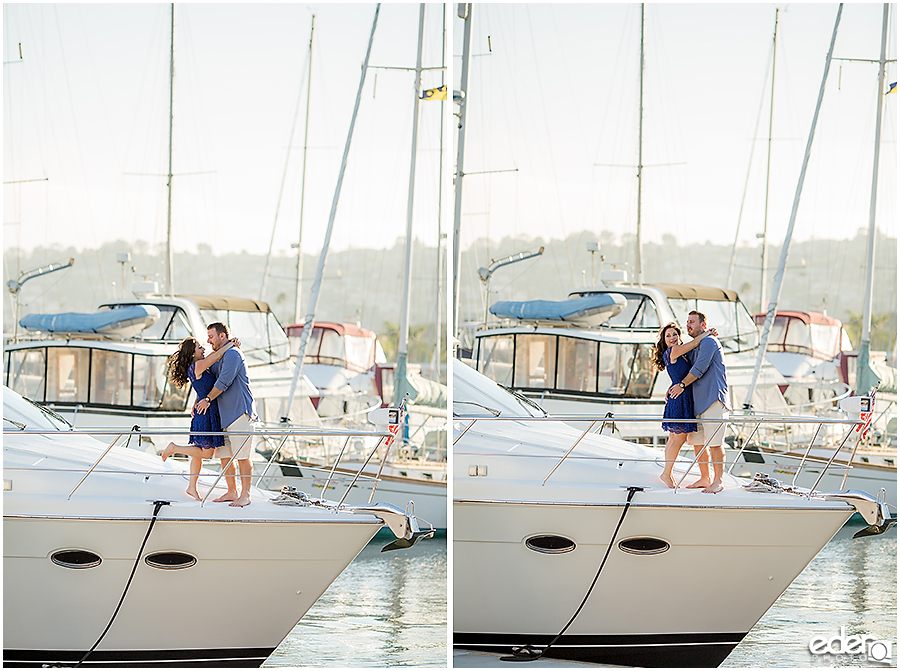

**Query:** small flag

left=887, top=82, right=897, bottom=95
left=386, top=423, right=400, bottom=447
left=421, top=85, right=447, bottom=101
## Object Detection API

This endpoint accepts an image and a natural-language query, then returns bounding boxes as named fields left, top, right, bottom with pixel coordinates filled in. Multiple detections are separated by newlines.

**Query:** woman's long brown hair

left=652, top=322, right=681, bottom=372
left=166, top=338, right=198, bottom=389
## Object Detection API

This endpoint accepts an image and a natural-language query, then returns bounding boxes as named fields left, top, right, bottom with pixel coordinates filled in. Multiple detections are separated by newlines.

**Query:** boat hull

left=453, top=499, right=849, bottom=667
left=3, top=512, right=379, bottom=667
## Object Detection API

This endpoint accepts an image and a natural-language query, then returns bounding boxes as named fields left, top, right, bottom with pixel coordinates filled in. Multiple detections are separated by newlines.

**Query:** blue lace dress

left=187, top=362, right=224, bottom=448
left=662, top=348, right=697, bottom=434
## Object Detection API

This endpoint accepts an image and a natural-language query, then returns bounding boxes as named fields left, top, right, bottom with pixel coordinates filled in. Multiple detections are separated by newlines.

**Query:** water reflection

left=264, top=532, right=447, bottom=668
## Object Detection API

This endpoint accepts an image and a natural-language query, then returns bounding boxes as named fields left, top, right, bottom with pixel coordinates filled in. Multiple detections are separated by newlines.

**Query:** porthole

left=618, top=537, right=669, bottom=555
left=145, top=551, right=197, bottom=570
left=51, top=549, right=102, bottom=569
left=525, top=535, right=576, bottom=554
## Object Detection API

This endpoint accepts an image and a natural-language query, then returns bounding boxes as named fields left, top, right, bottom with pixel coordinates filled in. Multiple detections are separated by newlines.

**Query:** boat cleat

left=343, top=501, right=435, bottom=551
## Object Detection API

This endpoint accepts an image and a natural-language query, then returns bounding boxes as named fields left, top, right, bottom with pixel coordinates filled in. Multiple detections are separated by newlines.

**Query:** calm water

left=723, top=520, right=896, bottom=668
left=263, top=532, right=447, bottom=668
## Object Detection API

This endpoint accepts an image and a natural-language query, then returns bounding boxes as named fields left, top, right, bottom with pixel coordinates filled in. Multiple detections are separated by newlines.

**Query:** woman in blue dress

left=163, top=337, right=236, bottom=500
left=651, top=321, right=717, bottom=488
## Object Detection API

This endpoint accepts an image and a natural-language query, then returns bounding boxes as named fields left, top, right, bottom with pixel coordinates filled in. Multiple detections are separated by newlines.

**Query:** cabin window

left=557, top=337, right=598, bottom=393
left=345, top=335, right=376, bottom=373
left=669, top=298, right=759, bottom=354
left=514, top=334, right=557, bottom=389
left=90, top=350, right=133, bottom=406
left=46, top=348, right=90, bottom=404
left=133, top=354, right=189, bottom=410
left=301, top=326, right=325, bottom=360
left=318, top=329, right=346, bottom=364
left=604, top=295, right=659, bottom=329
left=626, top=344, right=657, bottom=396
left=7, top=349, right=47, bottom=401
left=112, top=305, right=192, bottom=341
left=597, top=342, right=631, bottom=394
left=477, top=335, right=514, bottom=387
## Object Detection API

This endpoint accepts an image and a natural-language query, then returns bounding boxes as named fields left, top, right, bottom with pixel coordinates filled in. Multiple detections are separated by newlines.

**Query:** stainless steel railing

left=453, top=414, right=877, bottom=497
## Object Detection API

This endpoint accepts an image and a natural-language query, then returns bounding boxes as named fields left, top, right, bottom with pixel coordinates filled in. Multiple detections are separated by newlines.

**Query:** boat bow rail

left=4, top=424, right=434, bottom=548
left=453, top=413, right=894, bottom=529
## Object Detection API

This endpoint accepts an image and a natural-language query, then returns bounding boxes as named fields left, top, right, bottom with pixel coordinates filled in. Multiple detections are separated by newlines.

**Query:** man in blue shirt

left=196, top=322, right=260, bottom=507
left=666, top=310, right=731, bottom=493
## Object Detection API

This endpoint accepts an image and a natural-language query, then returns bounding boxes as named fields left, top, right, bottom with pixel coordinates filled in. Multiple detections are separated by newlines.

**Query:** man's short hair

left=207, top=321, right=230, bottom=337
left=688, top=310, right=707, bottom=324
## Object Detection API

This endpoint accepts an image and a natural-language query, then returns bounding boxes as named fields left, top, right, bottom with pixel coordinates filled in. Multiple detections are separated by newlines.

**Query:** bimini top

left=649, top=284, right=740, bottom=302
left=285, top=322, right=377, bottom=339
left=490, top=293, right=627, bottom=325
left=19, top=305, right=161, bottom=337
left=754, top=311, right=843, bottom=327
left=178, top=295, right=272, bottom=313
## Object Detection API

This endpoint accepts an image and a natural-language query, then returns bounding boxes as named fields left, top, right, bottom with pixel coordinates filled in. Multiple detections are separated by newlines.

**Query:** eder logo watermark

left=809, top=627, right=893, bottom=664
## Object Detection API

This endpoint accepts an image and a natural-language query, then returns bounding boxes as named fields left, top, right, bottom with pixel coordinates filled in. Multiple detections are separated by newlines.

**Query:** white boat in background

left=4, top=293, right=321, bottom=441
left=472, top=277, right=789, bottom=446
left=3, top=386, right=431, bottom=668
left=452, top=363, right=893, bottom=667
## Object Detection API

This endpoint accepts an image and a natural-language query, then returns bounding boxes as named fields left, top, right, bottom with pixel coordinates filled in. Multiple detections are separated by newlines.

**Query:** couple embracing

left=652, top=310, right=730, bottom=494
left=163, top=322, right=260, bottom=507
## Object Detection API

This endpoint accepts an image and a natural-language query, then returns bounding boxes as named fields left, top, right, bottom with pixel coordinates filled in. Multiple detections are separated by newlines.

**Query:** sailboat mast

left=432, top=4, right=448, bottom=381
left=856, top=2, right=890, bottom=395
left=744, top=4, right=843, bottom=409
left=635, top=3, right=645, bottom=285
left=395, top=2, right=427, bottom=406
left=452, top=3, right=472, bottom=341
left=294, top=15, right=316, bottom=324
left=759, top=8, right=779, bottom=313
left=165, top=3, right=175, bottom=296
left=282, top=4, right=381, bottom=420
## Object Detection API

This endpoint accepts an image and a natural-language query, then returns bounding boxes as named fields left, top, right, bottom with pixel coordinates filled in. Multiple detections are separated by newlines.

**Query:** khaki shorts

left=217, top=414, right=260, bottom=460
left=688, top=401, right=729, bottom=447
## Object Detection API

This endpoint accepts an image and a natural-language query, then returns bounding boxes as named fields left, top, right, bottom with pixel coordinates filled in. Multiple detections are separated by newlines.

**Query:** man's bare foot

left=185, top=488, right=201, bottom=501
left=703, top=481, right=724, bottom=494
left=213, top=491, right=239, bottom=502
left=659, top=472, right=676, bottom=489
left=161, top=443, right=177, bottom=462
left=229, top=494, right=251, bottom=508
left=687, top=477, right=712, bottom=489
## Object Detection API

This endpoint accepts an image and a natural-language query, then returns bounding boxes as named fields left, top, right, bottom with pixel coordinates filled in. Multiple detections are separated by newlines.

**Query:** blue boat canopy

left=19, top=305, right=161, bottom=336
left=489, top=293, right=627, bottom=325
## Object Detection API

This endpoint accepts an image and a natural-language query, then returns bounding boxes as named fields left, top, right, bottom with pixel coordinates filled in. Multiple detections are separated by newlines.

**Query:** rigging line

left=726, top=30, right=776, bottom=289
left=51, top=5, right=106, bottom=298
left=524, top=4, right=574, bottom=284
left=259, top=46, right=313, bottom=300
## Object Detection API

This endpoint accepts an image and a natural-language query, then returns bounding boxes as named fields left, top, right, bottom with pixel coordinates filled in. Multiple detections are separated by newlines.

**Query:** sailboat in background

left=271, top=4, right=447, bottom=528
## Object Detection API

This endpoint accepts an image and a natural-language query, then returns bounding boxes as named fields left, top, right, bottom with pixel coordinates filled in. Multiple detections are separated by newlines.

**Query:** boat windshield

left=454, top=362, right=545, bottom=418
left=667, top=298, right=759, bottom=353
left=3, top=387, right=72, bottom=432
left=199, top=309, right=291, bottom=366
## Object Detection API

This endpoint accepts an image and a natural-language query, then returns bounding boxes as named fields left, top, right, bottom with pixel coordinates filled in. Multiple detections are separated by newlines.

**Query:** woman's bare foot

left=161, top=443, right=177, bottom=462
left=687, top=477, right=711, bottom=489
left=185, top=487, right=201, bottom=501
left=659, top=472, right=676, bottom=488
left=213, top=491, right=239, bottom=503
left=229, top=494, right=251, bottom=507
left=703, top=481, right=724, bottom=494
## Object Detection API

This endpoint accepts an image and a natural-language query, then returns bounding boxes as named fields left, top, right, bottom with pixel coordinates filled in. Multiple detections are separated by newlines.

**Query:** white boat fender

left=501, top=486, right=647, bottom=662
left=74, top=500, right=172, bottom=668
